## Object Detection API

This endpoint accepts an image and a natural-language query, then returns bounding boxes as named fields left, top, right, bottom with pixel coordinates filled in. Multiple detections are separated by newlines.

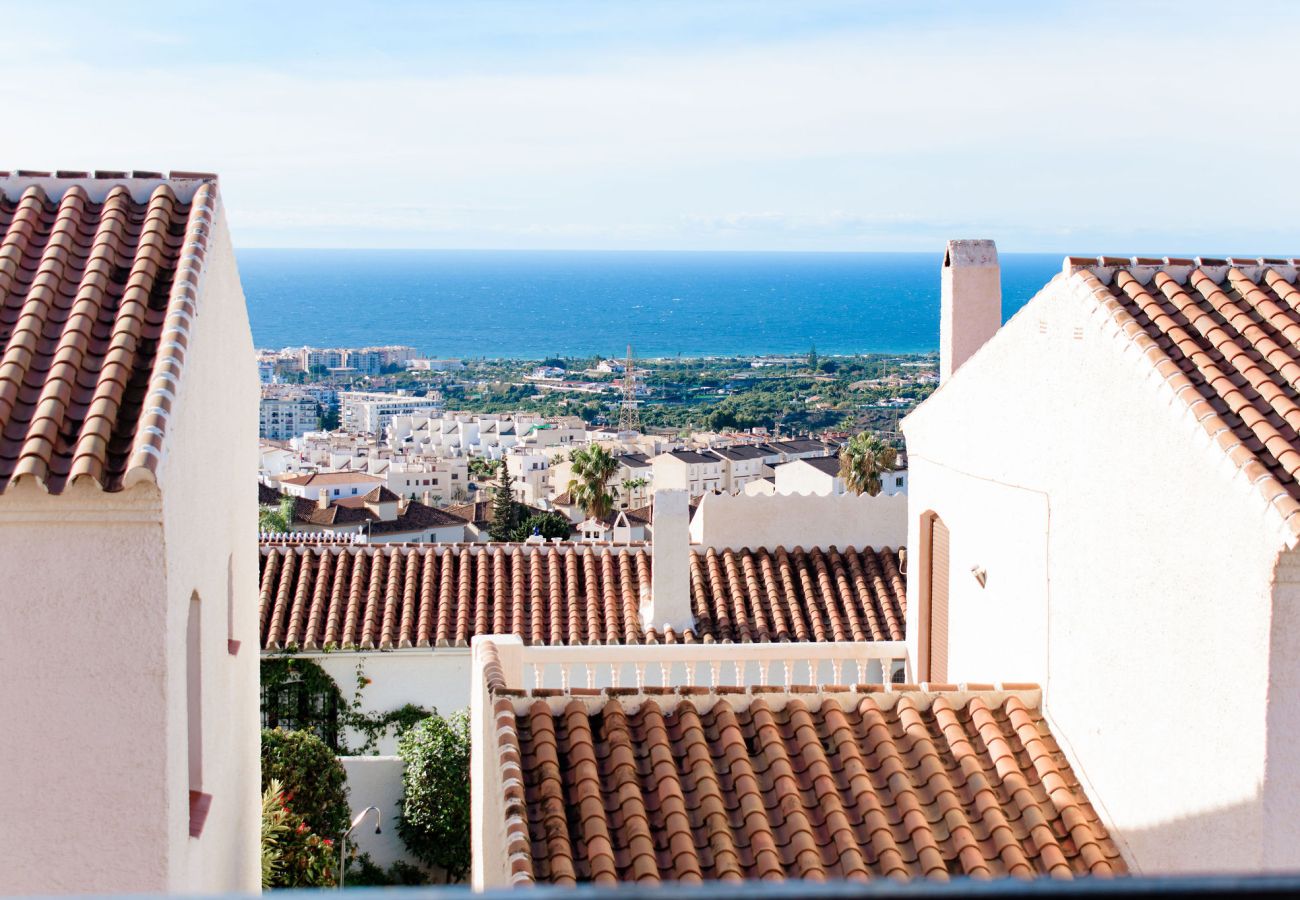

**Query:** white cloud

left=2, top=6, right=1298, bottom=250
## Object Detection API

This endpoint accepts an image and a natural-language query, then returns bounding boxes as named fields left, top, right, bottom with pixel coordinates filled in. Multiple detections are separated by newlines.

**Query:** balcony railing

left=511, top=639, right=909, bottom=692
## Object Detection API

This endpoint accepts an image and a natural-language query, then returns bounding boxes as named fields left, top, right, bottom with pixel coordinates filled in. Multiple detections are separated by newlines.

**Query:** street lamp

left=338, top=806, right=381, bottom=889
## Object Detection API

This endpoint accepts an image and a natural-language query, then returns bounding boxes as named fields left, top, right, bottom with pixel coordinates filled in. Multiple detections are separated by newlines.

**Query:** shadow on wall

left=689, top=491, right=907, bottom=551
left=1115, top=792, right=1267, bottom=875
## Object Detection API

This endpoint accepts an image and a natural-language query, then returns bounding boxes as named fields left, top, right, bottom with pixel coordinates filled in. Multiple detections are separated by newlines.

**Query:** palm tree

left=568, top=445, right=619, bottom=520
left=838, top=432, right=898, bottom=497
left=618, top=476, right=649, bottom=507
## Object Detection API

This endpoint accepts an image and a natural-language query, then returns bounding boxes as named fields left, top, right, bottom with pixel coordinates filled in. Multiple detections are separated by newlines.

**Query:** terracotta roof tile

left=1068, top=257, right=1300, bottom=538
left=500, top=686, right=1124, bottom=883
left=259, top=542, right=907, bottom=650
left=0, top=174, right=218, bottom=493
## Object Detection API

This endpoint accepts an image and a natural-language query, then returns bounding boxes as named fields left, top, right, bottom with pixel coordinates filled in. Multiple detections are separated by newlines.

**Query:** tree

left=510, top=511, right=573, bottom=542
left=467, top=457, right=495, bottom=482
left=396, top=711, right=472, bottom=883
left=259, top=495, right=297, bottom=533
left=838, top=431, right=898, bottom=497
left=807, top=344, right=818, bottom=371
left=567, top=444, right=619, bottom=520
left=261, top=728, right=351, bottom=843
left=487, top=459, right=520, bottom=541
left=318, top=402, right=340, bottom=431
left=619, top=477, right=648, bottom=504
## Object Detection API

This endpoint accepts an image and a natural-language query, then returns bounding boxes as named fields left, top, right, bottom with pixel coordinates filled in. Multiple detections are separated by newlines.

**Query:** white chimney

left=647, top=490, right=694, bottom=632
left=940, top=239, right=1002, bottom=382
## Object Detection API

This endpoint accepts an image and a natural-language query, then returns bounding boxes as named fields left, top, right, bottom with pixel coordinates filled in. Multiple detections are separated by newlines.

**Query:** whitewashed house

left=904, top=240, right=1300, bottom=872
left=0, top=171, right=259, bottom=893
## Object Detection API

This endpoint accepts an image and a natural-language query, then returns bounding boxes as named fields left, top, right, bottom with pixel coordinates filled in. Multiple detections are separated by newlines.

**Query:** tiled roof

left=667, top=450, right=717, bottom=465
left=261, top=484, right=465, bottom=532
left=1066, top=255, right=1300, bottom=538
left=258, top=542, right=906, bottom=650
left=279, top=470, right=382, bottom=486
left=799, top=456, right=843, bottom=477
left=445, top=499, right=547, bottom=528
left=366, top=498, right=466, bottom=534
left=495, top=683, right=1124, bottom=884
left=690, top=545, right=904, bottom=642
left=334, top=484, right=402, bottom=507
left=0, top=172, right=218, bottom=493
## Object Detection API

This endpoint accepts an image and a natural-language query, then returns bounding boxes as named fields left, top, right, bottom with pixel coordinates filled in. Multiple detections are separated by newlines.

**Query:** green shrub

left=395, top=711, right=472, bottom=882
left=345, top=852, right=429, bottom=886
left=261, top=728, right=350, bottom=842
left=510, top=510, right=573, bottom=541
left=261, top=779, right=337, bottom=888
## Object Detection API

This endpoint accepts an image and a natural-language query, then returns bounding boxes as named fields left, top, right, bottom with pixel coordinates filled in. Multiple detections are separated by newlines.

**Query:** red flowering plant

left=261, top=780, right=337, bottom=888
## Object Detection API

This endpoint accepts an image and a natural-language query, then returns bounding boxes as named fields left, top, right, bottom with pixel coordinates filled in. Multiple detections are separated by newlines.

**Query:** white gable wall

left=157, top=207, right=261, bottom=892
left=903, top=271, right=1290, bottom=873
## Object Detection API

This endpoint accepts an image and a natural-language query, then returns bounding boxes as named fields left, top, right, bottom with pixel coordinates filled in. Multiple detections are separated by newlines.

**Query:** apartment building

left=377, top=458, right=470, bottom=504
left=298, top=346, right=346, bottom=372
left=339, top=390, right=443, bottom=434
left=705, top=443, right=771, bottom=492
left=506, top=450, right=551, bottom=504
left=258, top=394, right=318, bottom=440
left=651, top=448, right=724, bottom=495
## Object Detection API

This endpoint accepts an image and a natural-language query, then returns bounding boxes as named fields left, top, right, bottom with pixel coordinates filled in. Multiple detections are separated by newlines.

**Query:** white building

left=506, top=450, right=551, bottom=505
left=298, top=346, right=345, bottom=372
left=772, top=455, right=907, bottom=496
left=263, top=483, right=466, bottom=543
left=380, top=457, right=470, bottom=503
left=277, top=470, right=385, bottom=501
left=651, top=448, right=724, bottom=496
left=340, top=390, right=443, bottom=434
left=903, top=240, right=1300, bottom=872
left=0, top=172, right=259, bottom=893
left=259, top=393, right=318, bottom=440
left=704, top=443, right=772, bottom=493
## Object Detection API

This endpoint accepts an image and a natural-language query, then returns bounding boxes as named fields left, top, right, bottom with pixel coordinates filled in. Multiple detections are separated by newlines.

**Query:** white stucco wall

left=689, top=491, right=907, bottom=551
left=339, top=756, right=411, bottom=870
left=773, top=460, right=840, bottom=496
left=0, top=487, right=171, bottom=894
left=903, top=271, right=1292, bottom=873
left=157, top=209, right=261, bottom=893
left=301, top=651, right=473, bottom=755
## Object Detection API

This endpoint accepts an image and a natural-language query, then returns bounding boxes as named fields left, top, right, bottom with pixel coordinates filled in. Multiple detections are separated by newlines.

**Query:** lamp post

left=338, top=806, right=381, bottom=889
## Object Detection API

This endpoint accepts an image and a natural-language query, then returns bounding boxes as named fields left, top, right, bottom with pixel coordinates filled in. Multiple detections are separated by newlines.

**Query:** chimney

left=647, top=490, right=694, bottom=632
left=316, top=491, right=330, bottom=510
left=940, top=239, right=1001, bottom=382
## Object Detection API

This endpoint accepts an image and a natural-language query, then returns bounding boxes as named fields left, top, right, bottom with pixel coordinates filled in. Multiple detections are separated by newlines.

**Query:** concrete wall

left=903, top=271, right=1292, bottom=873
left=689, top=491, right=907, bottom=552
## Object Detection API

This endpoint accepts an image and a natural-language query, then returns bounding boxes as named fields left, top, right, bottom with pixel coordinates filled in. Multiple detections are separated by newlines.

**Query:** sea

left=238, top=250, right=1063, bottom=359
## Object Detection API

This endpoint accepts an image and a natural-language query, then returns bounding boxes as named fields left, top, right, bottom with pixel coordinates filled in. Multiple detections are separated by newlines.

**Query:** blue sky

left=4, top=1, right=1299, bottom=253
